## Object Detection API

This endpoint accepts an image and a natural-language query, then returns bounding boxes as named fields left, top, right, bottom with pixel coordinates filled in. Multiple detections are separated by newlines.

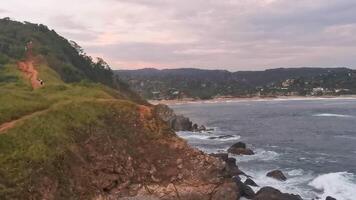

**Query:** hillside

left=0, top=18, right=241, bottom=199
left=117, top=67, right=356, bottom=99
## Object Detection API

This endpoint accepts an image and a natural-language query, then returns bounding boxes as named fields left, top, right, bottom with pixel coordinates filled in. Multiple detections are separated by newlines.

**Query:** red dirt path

left=17, top=60, right=42, bottom=89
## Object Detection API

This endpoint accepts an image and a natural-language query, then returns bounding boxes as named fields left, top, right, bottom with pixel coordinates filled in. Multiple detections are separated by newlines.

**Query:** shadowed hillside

left=117, top=67, right=356, bottom=99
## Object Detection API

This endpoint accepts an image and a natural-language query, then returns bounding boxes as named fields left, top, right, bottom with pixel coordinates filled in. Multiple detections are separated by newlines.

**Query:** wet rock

left=233, top=177, right=256, bottom=199
left=153, top=104, right=193, bottom=131
left=169, top=115, right=192, bottom=131
left=198, top=125, right=206, bottom=132
left=230, top=142, right=247, bottom=149
left=253, top=187, right=303, bottom=200
left=228, top=142, right=255, bottom=155
left=192, top=123, right=198, bottom=131
left=326, top=196, right=337, bottom=200
left=244, top=178, right=258, bottom=187
left=266, top=170, right=287, bottom=181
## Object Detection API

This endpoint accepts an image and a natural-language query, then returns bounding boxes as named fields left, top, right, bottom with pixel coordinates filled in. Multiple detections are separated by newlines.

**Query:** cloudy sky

left=1, top=0, right=356, bottom=71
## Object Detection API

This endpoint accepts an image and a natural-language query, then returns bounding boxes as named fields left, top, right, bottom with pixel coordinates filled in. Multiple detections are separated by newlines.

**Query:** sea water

left=172, top=98, right=356, bottom=200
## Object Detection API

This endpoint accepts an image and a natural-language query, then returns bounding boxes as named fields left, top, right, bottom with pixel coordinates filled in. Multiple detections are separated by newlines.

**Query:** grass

left=0, top=63, right=118, bottom=124
left=0, top=60, right=157, bottom=198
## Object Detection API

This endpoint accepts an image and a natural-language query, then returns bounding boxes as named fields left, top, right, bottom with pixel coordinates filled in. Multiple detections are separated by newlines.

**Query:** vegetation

left=0, top=18, right=157, bottom=198
left=116, top=67, right=356, bottom=99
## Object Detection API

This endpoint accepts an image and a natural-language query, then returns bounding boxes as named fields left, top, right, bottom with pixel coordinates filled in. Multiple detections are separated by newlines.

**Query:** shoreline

left=149, top=95, right=356, bottom=105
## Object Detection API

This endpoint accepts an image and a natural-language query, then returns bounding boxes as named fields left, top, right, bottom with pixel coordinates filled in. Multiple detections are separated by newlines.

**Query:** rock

left=232, top=177, right=256, bottom=199
left=153, top=104, right=193, bottom=131
left=253, top=187, right=303, bottom=200
left=192, top=123, right=198, bottom=131
left=169, top=115, right=192, bottom=131
left=266, top=170, right=287, bottom=181
left=230, top=142, right=247, bottom=149
left=244, top=178, right=258, bottom=187
left=198, top=125, right=206, bottom=131
left=228, top=142, right=255, bottom=155
left=211, top=182, right=240, bottom=200
left=326, top=196, right=337, bottom=200
left=210, top=153, right=229, bottom=162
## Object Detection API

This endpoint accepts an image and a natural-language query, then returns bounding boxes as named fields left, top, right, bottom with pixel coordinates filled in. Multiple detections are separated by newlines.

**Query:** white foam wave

left=233, top=149, right=279, bottom=162
left=313, top=113, right=354, bottom=118
left=176, top=131, right=240, bottom=142
left=309, top=172, right=356, bottom=200
left=240, top=168, right=315, bottom=198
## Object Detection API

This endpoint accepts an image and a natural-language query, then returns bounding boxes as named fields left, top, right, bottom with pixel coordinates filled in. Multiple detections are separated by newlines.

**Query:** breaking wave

left=309, top=172, right=356, bottom=200
left=313, top=113, right=354, bottom=118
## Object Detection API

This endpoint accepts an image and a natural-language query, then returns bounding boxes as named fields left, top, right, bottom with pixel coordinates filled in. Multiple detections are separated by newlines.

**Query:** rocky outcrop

left=326, top=196, right=336, bottom=200
left=21, top=103, right=240, bottom=200
left=253, top=187, right=303, bottom=200
left=245, top=178, right=258, bottom=187
left=233, top=176, right=256, bottom=199
left=153, top=104, right=193, bottom=131
left=228, top=142, right=255, bottom=155
left=266, top=170, right=287, bottom=181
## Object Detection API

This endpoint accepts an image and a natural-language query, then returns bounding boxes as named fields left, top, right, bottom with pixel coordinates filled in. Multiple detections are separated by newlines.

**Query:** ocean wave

left=313, top=113, right=354, bottom=118
left=233, top=149, right=279, bottom=162
left=334, top=135, right=356, bottom=140
left=240, top=168, right=315, bottom=198
left=309, top=172, right=356, bottom=200
left=176, top=131, right=240, bottom=142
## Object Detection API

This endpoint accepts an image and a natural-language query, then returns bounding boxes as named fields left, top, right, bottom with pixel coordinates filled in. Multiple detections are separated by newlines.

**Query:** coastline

left=149, top=95, right=356, bottom=105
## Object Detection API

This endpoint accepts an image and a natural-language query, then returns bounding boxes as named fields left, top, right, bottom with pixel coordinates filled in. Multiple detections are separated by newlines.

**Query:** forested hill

left=0, top=18, right=128, bottom=88
left=116, top=67, right=356, bottom=99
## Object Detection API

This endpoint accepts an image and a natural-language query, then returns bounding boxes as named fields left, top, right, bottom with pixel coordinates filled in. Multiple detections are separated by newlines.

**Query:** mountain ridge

left=116, top=67, right=356, bottom=99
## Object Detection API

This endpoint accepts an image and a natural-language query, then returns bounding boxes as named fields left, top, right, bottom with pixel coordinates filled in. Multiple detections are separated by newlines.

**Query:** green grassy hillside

left=0, top=18, right=161, bottom=199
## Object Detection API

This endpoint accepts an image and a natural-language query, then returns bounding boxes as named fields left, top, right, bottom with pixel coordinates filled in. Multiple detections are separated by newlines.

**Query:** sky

left=1, top=0, right=356, bottom=71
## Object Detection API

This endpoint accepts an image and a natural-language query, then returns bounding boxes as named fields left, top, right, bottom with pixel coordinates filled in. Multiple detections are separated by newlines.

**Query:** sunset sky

left=1, top=0, right=356, bottom=70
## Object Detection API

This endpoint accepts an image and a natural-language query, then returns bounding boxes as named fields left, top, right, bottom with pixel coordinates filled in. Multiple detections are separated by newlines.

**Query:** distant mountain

left=116, top=67, right=356, bottom=99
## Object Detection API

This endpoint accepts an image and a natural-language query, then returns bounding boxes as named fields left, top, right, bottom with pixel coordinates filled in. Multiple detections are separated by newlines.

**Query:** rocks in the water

left=169, top=115, right=192, bottom=131
left=154, top=104, right=207, bottom=131
left=244, top=178, right=258, bottom=187
left=326, top=196, right=337, bottom=200
left=266, top=170, right=287, bottom=181
left=210, top=153, right=248, bottom=178
left=228, top=142, right=254, bottom=155
left=233, top=176, right=256, bottom=199
left=253, top=187, right=303, bottom=200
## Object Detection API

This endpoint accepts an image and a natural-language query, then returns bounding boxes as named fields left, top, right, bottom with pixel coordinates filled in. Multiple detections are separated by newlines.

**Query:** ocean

left=170, top=98, right=356, bottom=200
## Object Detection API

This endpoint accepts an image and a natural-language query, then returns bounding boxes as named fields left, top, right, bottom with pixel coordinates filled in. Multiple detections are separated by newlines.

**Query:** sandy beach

left=149, top=95, right=356, bottom=105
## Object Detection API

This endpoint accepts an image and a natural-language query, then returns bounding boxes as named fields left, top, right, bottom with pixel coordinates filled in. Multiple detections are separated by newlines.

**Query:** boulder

left=192, top=123, right=199, bottom=131
left=230, top=142, right=246, bottom=149
left=244, top=178, right=258, bottom=187
left=233, top=177, right=256, bottom=199
left=326, top=197, right=337, bottom=200
left=266, top=170, right=287, bottom=181
left=253, top=187, right=303, bottom=200
left=198, top=125, right=206, bottom=132
left=169, top=115, right=192, bottom=131
left=228, top=142, right=255, bottom=155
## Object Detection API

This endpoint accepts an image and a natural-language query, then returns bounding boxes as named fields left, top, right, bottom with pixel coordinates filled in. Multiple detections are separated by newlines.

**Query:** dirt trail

left=0, top=99, right=118, bottom=134
left=0, top=108, right=49, bottom=134
left=17, top=41, right=43, bottom=89
left=18, top=60, right=42, bottom=89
